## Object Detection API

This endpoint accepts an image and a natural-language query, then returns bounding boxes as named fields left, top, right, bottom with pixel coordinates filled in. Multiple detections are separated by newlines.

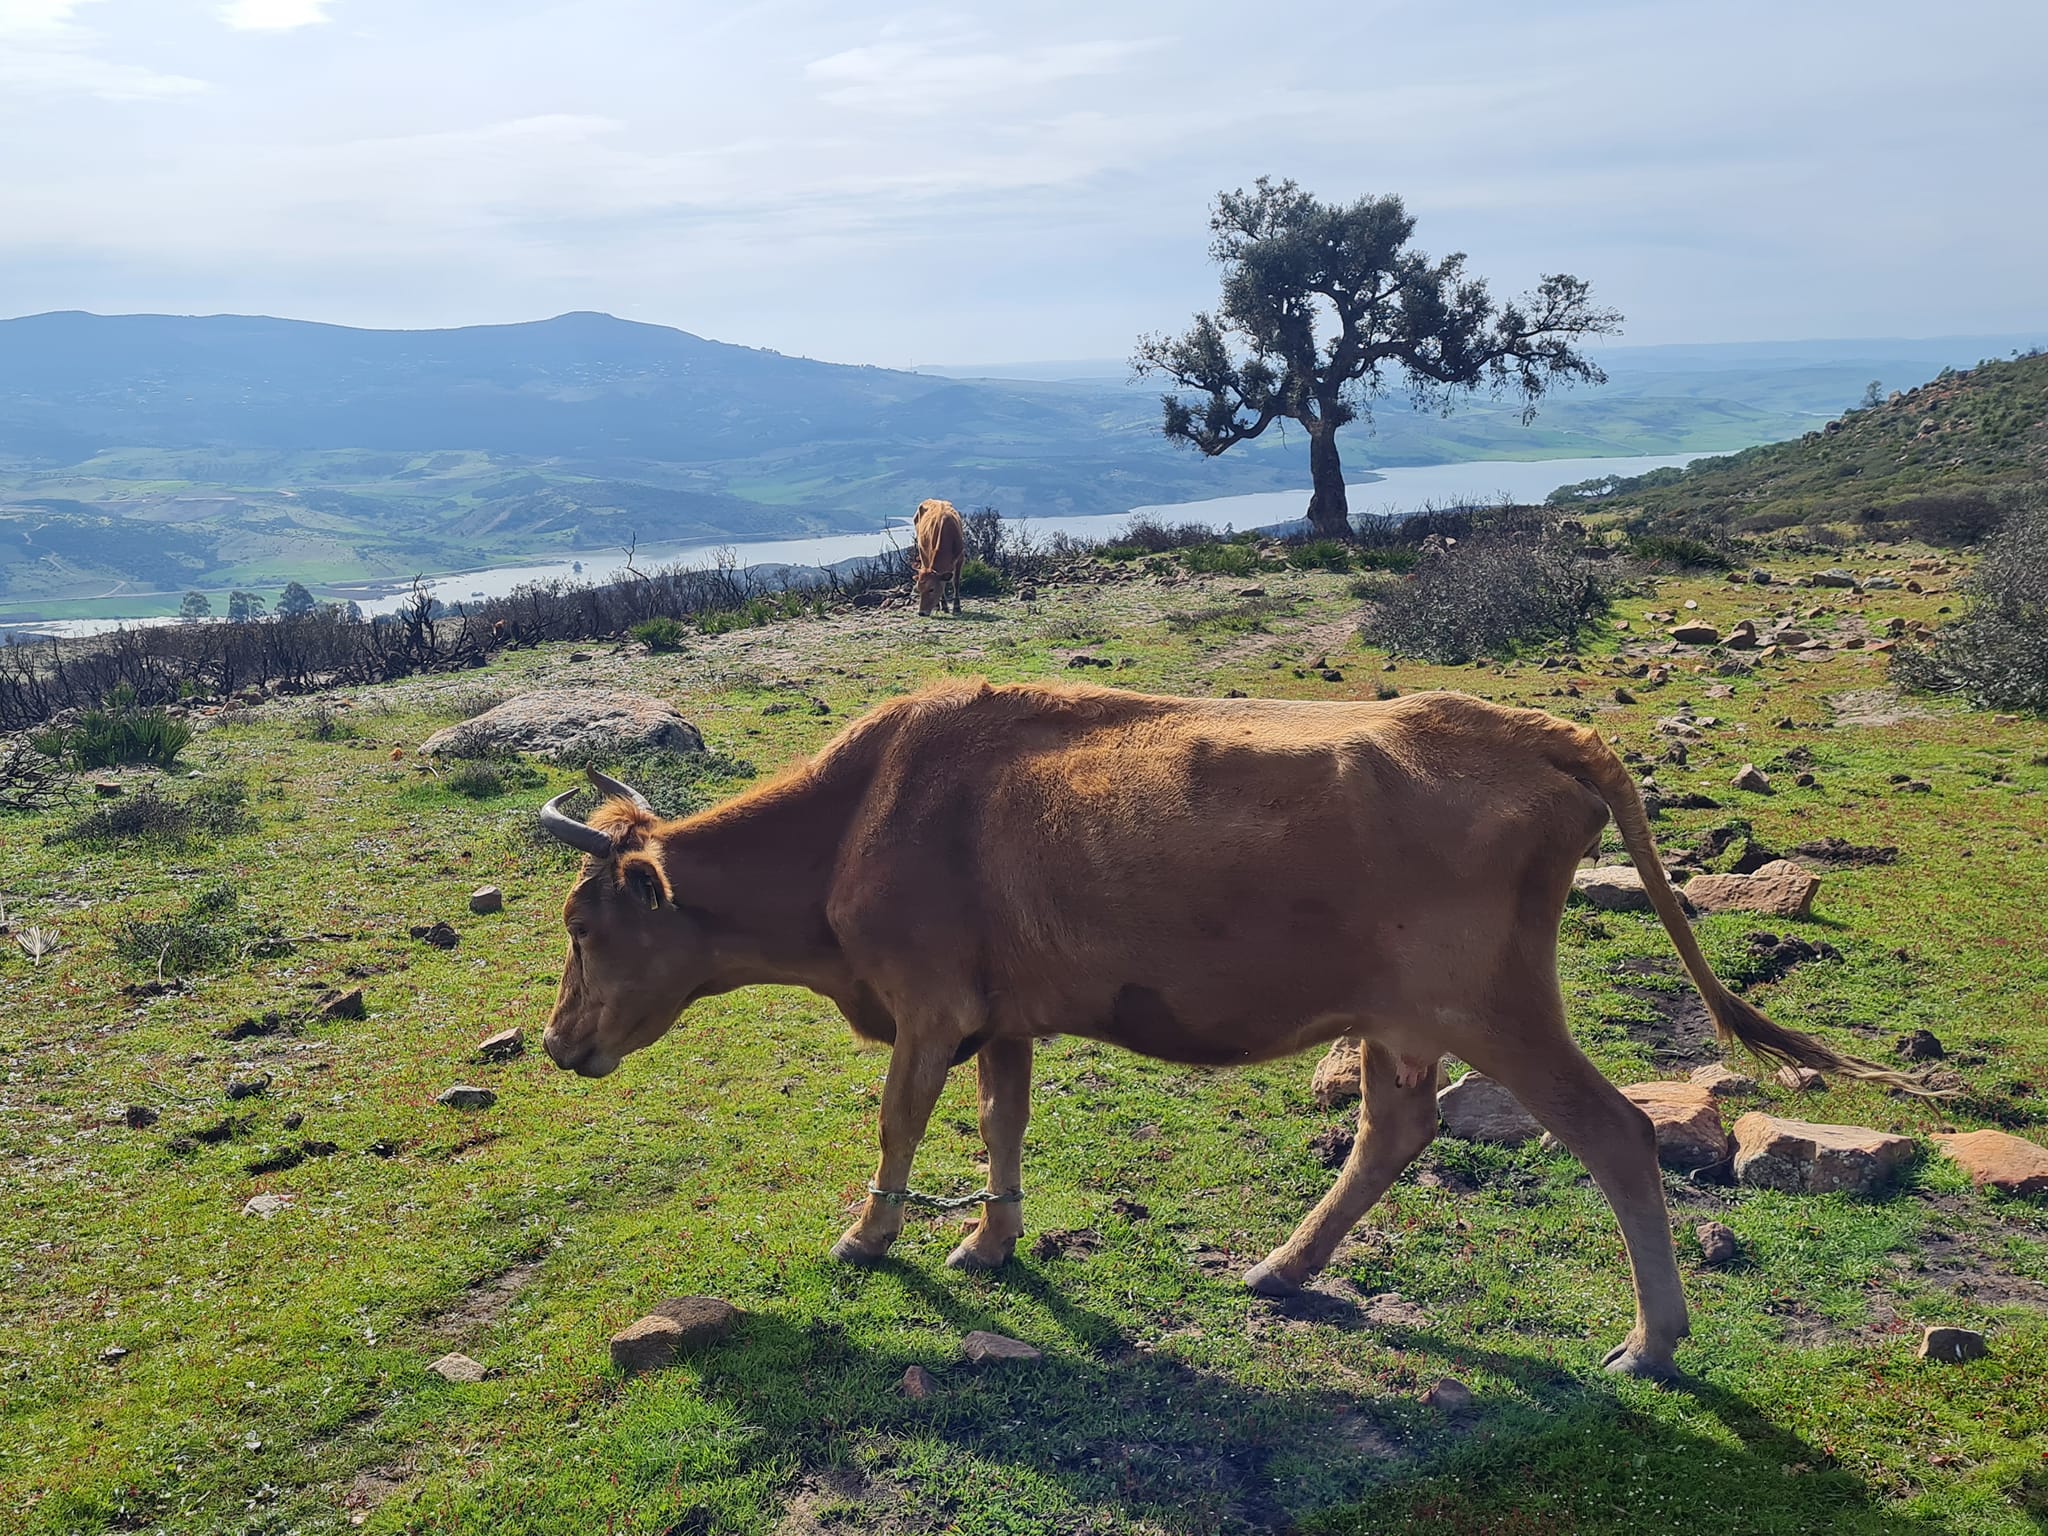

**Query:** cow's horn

left=585, top=767, right=652, bottom=814
left=538, top=791, right=615, bottom=858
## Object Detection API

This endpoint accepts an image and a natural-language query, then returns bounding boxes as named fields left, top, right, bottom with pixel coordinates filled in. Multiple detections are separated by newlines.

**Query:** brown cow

left=537, top=681, right=1935, bottom=1378
left=911, top=498, right=965, bottom=616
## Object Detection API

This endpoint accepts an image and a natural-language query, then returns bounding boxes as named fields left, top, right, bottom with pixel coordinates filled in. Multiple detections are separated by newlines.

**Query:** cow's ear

left=618, top=852, right=670, bottom=911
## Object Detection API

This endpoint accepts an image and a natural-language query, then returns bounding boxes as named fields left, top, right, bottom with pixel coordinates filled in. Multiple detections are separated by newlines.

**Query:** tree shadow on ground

left=671, top=1259, right=1956, bottom=1536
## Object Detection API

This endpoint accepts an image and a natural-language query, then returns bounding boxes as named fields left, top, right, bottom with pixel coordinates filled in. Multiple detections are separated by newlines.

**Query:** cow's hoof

left=1241, top=1261, right=1301, bottom=1298
left=945, top=1235, right=1014, bottom=1271
left=830, top=1235, right=889, bottom=1266
left=1601, top=1342, right=1678, bottom=1381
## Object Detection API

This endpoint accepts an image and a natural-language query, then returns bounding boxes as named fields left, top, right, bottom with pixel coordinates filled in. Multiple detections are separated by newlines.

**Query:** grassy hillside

left=1573, top=351, right=2048, bottom=536
left=3, top=541, right=2045, bottom=1533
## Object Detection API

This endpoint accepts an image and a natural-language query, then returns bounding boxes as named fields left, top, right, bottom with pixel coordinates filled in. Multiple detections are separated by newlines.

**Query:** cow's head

left=535, top=770, right=704, bottom=1077
left=915, top=569, right=945, bottom=616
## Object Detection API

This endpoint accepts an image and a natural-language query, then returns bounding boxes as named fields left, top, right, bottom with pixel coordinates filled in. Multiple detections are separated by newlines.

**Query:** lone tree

left=1134, top=178, right=1621, bottom=540
left=178, top=591, right=211, bottom=623
left=276, top=581, right=317, bottom=619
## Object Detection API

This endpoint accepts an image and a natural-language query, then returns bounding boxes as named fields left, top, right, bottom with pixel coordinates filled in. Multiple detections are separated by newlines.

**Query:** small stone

left=899, top=1364, right=936, bottom=1399
left=436, top=1085, right=497, bottom=1110
left=319, top=987, right=367, bottom=1021
left=1684, top=861, right=1819, bottom=919
left=1776, top=1065, right=1826, bottom=1092
left=410, top=921, right=460, bottom=949
left=1731, top=1113, right=1915, bottom=1195
left=1689, top=1063, right=1758, bottom=1098
left=1310, top=1037, right=1363, bottom=1110
left=1730, top=763, right=1771, bottom=794
left=1917, top=1326, right=1987, bottom=1364
left=1612, top=687, right=1636, bottom=704
left=1437, top=1073, right=1543, bottom=1146
left=124, top=1104, right=159, bottom=1129
left=1933, top=1130, right=2048, bottom=1196
left=1421, top=1378, right=1473, bottom=1411
left=477, top=1027, right=524, bottom=1063
left=1794, top=771, right=1816, bottom=787
left=94, top=779, right=123, bottom=797
left=1723, top=621, right=1759, bottom=650
left=100, top=1345, right=128, bottom=1363
left=468, top=886, right=503, bottom=915
left=961, top=1330, right=1042, bottom=1364
left=1620, top=1081, right=1729, bottom=1170
left=281, top=1111, right=304, bottom=1131
left=428, top=1353, right=487, bottom=1383
left=1696, top=1221, right=1740, bottom=1265
left=1320, top=668, right=1344, bottom=683
left=1895, top=1029, right=1944, bottom=1062
left=243, top=1193, right=289, bottom=1219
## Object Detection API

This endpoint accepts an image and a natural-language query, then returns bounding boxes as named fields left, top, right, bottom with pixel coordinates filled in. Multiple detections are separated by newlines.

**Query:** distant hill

left=1559, top=350, right=2048, bottom=537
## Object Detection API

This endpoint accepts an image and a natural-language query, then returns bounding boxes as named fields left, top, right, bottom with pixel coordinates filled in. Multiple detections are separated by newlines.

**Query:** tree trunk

left=1305, top=428, right=1351, bottom=541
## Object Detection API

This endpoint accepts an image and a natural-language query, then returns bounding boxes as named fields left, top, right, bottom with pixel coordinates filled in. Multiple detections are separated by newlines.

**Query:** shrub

left=442, top=754, right=546, bottom=800
left=1360, top=526, right=1613, bottom=664
left=36, top=707, right=193, bottom=769
left=1285, top=540, right=1353, bottom=573
left=957, top=558, right=1012, bottom=598
left=297, top=702, right=357, bottom=741
left=1629, top=534, right=1733, bottom=570
left=111, top=883, right=286, bottom=978
left=630, top=616, right=690, bottom=653
left=1179, top=542, right=1261, bottom=577
left=1, top=736, right=70, bottom=815
left=1116, top=513, right=1221, bottom=554
left=50, top=779, right=254, bottom=847
left=1893, top=486, right=2048, bottom=712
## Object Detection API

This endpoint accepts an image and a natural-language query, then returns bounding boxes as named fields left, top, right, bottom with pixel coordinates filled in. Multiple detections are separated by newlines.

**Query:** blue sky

left=2, top=0, right=2043, bottom=365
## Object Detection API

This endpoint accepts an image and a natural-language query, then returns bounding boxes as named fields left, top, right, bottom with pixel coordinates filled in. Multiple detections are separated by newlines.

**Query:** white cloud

left=0, top=0, right=94, bottom=35
left=219, top=0, right=331, bottom=31
left=807, top=34, right=1154, bottom=113
left=0, top=0, right=205, bottom=97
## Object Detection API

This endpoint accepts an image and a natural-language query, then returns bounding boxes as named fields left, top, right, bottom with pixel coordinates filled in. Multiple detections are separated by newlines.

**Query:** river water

left=5, top=453, right=1694, bottom=637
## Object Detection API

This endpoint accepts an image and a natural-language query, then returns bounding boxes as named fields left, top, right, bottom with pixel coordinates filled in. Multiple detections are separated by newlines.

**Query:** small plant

left=1, top=737, right=69, bottom=814
left=442, top=754, right=546, bottom=800
left=1361, top=524, right=1612, bottom=664
left=297, top=703, right=358, bottom=741
left=35, top=707, right=193, bottom=770
left=1179, top=542, right=1261, bottom=578
left=956, top=559, right=1012, bottom=598
left=1285, top=540, right=1353, bottom=573
left=49, top=779, right=254, bottom=847
left=13, top=925, right=58, bottom=966
left=630, top=616, right=690, bottom=653
left=111, top=883, right=283, bottom=979
left=552, top=746, right=758, bottom=822
left=1629, top=533, right=1733, bottom=570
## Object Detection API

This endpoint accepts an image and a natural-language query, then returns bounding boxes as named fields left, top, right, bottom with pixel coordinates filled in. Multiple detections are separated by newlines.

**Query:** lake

left=5, top=453, right=1694, bottom=636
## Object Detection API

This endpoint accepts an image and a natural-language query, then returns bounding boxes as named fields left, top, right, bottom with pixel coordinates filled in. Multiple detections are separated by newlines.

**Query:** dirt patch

left=1309, top=1123, right=1356, bottom=1168
left=771, top=1465, right=935, bottom=1536
left=1031, top=1227, right=1104, bottom=1261
left=1604, top=958, right=1720, bottom=1067
left=340, top=1464, right=412, bottom=1519
left=1790, top=837, right=1901, bottom=867
left=423, top=1258, right=542, bottom=1340
left=1827, top=688, right=1934, bottom=728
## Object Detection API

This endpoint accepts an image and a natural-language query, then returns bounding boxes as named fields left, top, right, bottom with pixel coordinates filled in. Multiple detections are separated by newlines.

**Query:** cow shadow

left=671, top=1256, right=1961, bottom=1536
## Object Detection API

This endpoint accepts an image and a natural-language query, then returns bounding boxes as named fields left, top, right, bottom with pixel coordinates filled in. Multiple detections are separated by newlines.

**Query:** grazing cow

left=911, top=499, right=965, bottom=616
left=537, top=681, right=1934, bottom=1378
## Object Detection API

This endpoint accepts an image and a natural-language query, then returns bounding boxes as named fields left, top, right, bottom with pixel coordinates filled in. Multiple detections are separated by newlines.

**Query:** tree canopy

left=1133, top=178, right=1621, bottom=538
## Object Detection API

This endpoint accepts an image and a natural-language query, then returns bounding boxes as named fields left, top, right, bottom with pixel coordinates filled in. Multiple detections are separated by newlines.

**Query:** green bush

left=296, top=703, right=357, bottom=741
left=49, top=779, right=254, bottom=847
left=442, top=754, right=546, bottom=801
left=957, top=558, right=1011, bottom=597
left=1894, top=486, right=2048, bottom=712
left=1285, top=540, right=1353, bottom=573
left=630, top=616, right=690, bottom=653
left=1361, top=530, right=1613, bottom=664
left=1179, top=542, right=1261, bottom=577
left=35, top=707, right=193, bottom=769
left=694, top=592, right=822, bottom=636
left=1629, top=534, right=1733, bottom=570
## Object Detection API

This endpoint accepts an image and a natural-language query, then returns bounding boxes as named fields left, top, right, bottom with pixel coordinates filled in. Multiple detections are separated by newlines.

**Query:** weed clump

left=1894, top=486, right=2048, bottom=712
left=630, top=616, right=690, bottom=653
left=1359, top=520, right=1612, bottom=664
left=34, top=704, right=192, bottom=769
left=49, top=779, right=254, bottom=847
left=442, top=753, right=547, bottom=800
left=111, top=883, right=287, bottom=978
left=296, top=703, right=358, bottom=741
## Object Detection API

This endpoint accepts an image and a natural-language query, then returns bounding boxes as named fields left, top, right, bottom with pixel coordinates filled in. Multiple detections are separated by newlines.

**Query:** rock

left=1917, top=1326, right=1987, bottom=1364
left=1810, top=569, right=1859, bottom=589
left=281, top=1111, right=304, bottom=1130
left=1612, top=687, right=1636, bottom=704
left=428, top=1353, right=487, bottom=1383
left=1683, top=861, right=1819, bottom=918
left=1723, top=621, right=1759, bottom=650
left=422, top=688, right=705, bottom=762
left=124, top=1104, right=159, bottom=1129
left=1895, top=1029, right=1944, bottom=1062
left=1933, top=1130, right=2048, bottom=1196
left=93, top=779, right=123, bottom=797
left=1619, top=1081, right=1729, bottom=1170
left=1437, top=1073, right=1543, bottom=1146
left=962, top=1330, right=1041, bottom=1364
left=610, top=1315, right=686, bottom=1375
left=1731, top=1113, right=1915, bottom=1195
left=318, top=986, right=367, bottom=1020
left=1671, top=623, right=1721, bottom=645
left=1696, top=1221, right=1740, bottom=1265
left=243, top=1193, right=290, bottom=1218
left=436, top=1085, right=497, bottom=1110
left=477, top=1027, right=524, bottom=1063
left=225, top=1074, right=271, bottom=1101
left=410, top=921, right=460, bottom=949
left=1689, top=1063, right=1758, bottom=1098
left=1572, top=865, right=1653, bottom=912
left=100, top=1345, right=128, bottom=1363
left=1361, top=1292, right=1429, bottom=1328
left=1776, top=1065, right=1826, bottom=1092
left=1421, top=1378, right=1473, bottom=1411
left=468, top=886, right=503, bottom=915
left=1236, top=587, right=1266, bottom=598
left=899, top=1364, right=936, bottom=1399
left=1730, top=763, right=1772, bottom=794
left=1319, top=668, right=1344, bottom=683
left=650, top=1295, right=742, bottom=1343
left=1310, top=1038, right=1363, bottom=1109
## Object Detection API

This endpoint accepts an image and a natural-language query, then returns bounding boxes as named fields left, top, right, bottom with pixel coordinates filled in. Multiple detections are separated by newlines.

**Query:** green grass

left=2, top=551, right=2045, bottom=1533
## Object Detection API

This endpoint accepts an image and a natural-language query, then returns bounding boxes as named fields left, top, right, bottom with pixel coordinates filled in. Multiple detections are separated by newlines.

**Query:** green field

left=3, top=547, right=2046, bottom=1533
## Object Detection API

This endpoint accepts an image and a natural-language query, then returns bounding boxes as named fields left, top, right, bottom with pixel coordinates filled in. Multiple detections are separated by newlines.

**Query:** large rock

left=421, top=689, right=705, bottom=762
left=962, top=1330, right=1042, bottom=1364
left=1437, top=1073, right=1543, bottom=1146
left=1933, top=1130, right=2048, bottom=1196
left=1572, top=864, right=1653, bottom=912
left=1684, top=860, right=1820, bottom=918
left=1620, top=1081, right=1729, bottom=1170
left=1731, top=1114, right=1915, bottom=1195
left=1670, top=623, right=1721, bottom=645
left=1311, top=1038, right=1363, bottom=1109
left=608, top=1296, right=740, bottom=1374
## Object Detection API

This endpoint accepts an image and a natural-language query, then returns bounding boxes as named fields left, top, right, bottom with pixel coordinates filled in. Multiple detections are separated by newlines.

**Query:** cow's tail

left=1564, top=725, right=1952, bottom=1097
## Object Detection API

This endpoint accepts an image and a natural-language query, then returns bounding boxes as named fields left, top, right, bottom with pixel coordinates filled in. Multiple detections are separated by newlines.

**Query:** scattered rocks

left=477, top=1028, right=524, bottom=1062
left=243, top=1193, right=290, bottom=1219
left=428, top=1353, right=487, bottom=1383
left=1917, top=1326, right=1987, bottom=1364
left=1933, top=1130, right=2048, bottom=1196
left=1619, top=1081, right=1729, bottom=1170
left=1730, top=763, right=1772, bottom=794
left=1421, top=1378, right=1473, bottom=1411
left=318, top=986, right=367, bottom=1020
left=1310, top=1037, right=1363, bottom=1109
left=124, top=1104, right=159, bottom=1129
left=1895, top=1029, right=1945, bottom=1062
left=1723, top=621, right=1759, bottom=650
left=1696, top=1221, right=1740, bottom=1266
left=962, top=1330, right=1042, bottom=1364
left=1437, top=1073, right=1543, bottom=1146
left=1731, top=1113, right=1915, bottom=1195
left=898, top=1364, right=936, bottom=1399
left=1776, top=1065, right=1826, bottom=1092
left=609, top=1297, right=741, bottom=1374
left=436, top=1085, right=497, bottom=1110
left=410, top=922, right=460, bottom=950
left=1690, top=1062, right=1758, bottom=1098
left=422, top=688, right=705, bottom=762
left=1683, top=860, right=1819, bottom=919
left=1572, top=864, right=1654, bottom=912
left=468, top=886, right=503, bottom=915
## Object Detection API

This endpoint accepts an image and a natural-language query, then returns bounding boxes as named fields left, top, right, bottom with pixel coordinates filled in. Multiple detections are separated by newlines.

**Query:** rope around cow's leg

left=867, top=1185, right=1023, bottom=1213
